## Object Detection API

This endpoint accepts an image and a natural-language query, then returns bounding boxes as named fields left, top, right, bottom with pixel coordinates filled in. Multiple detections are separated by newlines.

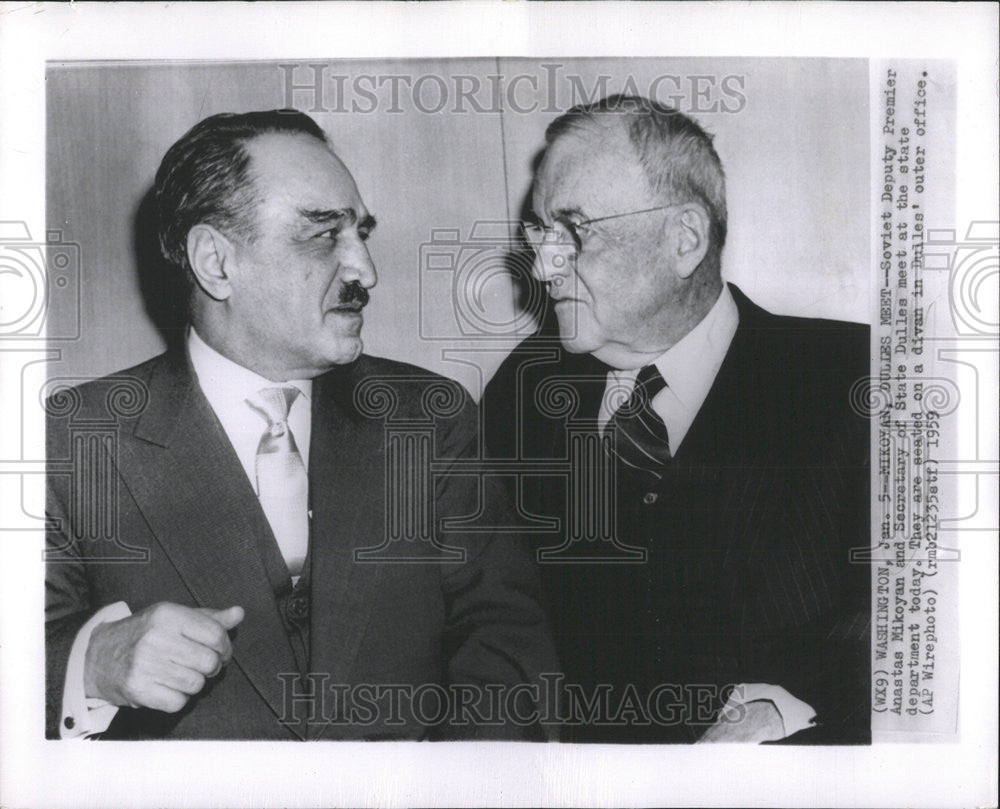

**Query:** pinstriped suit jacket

left=482, top=284, right=871, bottom=743
left=46, top=348, right=555, bottom=740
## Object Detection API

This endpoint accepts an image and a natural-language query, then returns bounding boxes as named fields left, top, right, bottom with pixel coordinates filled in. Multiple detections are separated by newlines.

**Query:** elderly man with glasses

left=483, top=95, right=871, bottom=745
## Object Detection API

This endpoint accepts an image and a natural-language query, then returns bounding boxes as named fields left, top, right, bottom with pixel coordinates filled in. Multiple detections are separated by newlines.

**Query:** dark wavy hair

left=153, top=109, right=328, bottom=284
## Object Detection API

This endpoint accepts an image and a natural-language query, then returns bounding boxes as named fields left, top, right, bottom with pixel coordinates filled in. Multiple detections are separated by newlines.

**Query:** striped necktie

left=606, top=364, right=671, bottom=478
left=247, top=386, right=309, bottom=581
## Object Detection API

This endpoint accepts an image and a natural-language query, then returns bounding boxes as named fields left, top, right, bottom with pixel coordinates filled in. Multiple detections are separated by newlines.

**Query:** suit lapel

left=121, top=351, right=305, bottom=738
left=671, top=284, right=774, bottom=470
left=306, top=362, right=384, bottom=739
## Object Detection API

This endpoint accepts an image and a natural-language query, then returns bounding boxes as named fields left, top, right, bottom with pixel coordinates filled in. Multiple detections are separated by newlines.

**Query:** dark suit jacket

left=46, top=349, right=556, bottom=740
left=482, top=284, right=871, bottom=743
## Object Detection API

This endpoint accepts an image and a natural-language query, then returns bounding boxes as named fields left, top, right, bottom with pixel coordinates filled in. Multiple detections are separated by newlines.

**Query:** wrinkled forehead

left=246, top=132, right=367, bottom=218
left=533, top=121, right=649, bottom=218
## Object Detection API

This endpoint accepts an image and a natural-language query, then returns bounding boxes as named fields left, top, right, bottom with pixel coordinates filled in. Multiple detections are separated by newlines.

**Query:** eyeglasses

left=520, top=204, right=677, bottom=253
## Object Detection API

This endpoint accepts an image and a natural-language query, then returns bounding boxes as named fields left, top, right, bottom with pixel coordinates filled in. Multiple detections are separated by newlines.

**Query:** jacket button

left=288, top=596, right=309, bottom=619
left=64, top=716, right=75, bottom=730
left=643, top=492, right=658, bottom=505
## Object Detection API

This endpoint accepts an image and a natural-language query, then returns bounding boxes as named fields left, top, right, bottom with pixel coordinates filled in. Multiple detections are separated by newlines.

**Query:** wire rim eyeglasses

left=520, top=204, right=678, bottom=252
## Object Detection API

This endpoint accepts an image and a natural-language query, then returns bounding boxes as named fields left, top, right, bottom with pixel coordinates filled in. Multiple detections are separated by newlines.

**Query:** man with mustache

left=483, top=95, right=870, bottom=743
left=46, top=109, right=555, bottom=740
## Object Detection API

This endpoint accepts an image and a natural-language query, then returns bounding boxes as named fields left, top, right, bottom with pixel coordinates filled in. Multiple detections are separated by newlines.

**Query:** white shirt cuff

left=60, top=601, right=132, bottom=739
left=726, top=683, right=817, bottom=739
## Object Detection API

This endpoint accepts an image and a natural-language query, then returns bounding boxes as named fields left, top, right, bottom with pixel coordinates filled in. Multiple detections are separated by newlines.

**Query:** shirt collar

left=599, top=285, right=739, bottom=450
left=187, top=327, right=312, bottom=411
left=651, top=283, right=738, bottom=410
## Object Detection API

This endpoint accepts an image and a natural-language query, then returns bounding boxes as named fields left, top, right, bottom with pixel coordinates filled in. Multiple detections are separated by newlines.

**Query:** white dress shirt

left=597, top=285, right=817, bottom=739
left=187, top=327, right=313, bottom=490
left=61, top=328, right=313, bottom=738
left=598, top=284, right=739, bottom=450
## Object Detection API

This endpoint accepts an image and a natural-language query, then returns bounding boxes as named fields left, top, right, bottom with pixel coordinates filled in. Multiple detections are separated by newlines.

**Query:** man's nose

left=530, top=243, right=573, bottom=288
left=339, top=233, right=377, bottom=289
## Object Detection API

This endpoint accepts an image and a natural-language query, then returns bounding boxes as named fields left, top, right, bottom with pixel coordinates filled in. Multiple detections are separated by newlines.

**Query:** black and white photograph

left=0, top=3, right=996, bottom=807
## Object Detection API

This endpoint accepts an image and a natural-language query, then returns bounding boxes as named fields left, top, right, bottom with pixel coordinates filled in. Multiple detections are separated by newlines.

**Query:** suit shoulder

left=487, top=335, right=600, bottom=394
left=767, top=312, right=869, bottom=339
left=754, top=311, right=869, bottom=366
left=341, top=353, right=475, bottom=424
left=44, top=354, right=168, bottom=460
left=45, top=353, right=165, bottom=417
left=348, top=353, right=470, bottom=396
left=350, top=353, right=452, bottom=381
left=733, top=285, right=869, bottom=352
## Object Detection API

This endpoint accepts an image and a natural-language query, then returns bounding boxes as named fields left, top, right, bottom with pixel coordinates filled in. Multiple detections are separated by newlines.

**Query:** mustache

left=336, top=281, right=370, bottom=309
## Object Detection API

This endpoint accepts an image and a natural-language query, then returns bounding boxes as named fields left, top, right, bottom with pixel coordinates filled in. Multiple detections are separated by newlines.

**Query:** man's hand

left=83, top=602, right=244, bottom=713
left=697, top=699, right=786, bottom=744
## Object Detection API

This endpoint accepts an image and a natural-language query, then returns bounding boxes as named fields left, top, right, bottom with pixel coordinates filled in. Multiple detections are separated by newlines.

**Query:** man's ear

left=187, top=224, right=236, bottom=301
left=668, top=202, right=711, bottom=280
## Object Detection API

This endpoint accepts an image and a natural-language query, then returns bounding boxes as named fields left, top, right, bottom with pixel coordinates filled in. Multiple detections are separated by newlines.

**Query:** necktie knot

left=614, top=365, right=667, bottom=419
left=634, top=364, right=667, bottom=402
left=249, top=386, right=300, bottom=439
left=252, top=385, right=300, bottom=422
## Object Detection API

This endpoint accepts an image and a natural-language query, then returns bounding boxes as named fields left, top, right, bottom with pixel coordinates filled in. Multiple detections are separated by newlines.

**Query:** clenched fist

left=697, top=698, right=786, bottom=744
left=84, top=602, right=244, bottom=713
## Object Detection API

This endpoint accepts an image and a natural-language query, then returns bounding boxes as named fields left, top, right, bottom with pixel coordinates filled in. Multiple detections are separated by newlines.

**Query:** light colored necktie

left=247, top=386, right=309, bottom=580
